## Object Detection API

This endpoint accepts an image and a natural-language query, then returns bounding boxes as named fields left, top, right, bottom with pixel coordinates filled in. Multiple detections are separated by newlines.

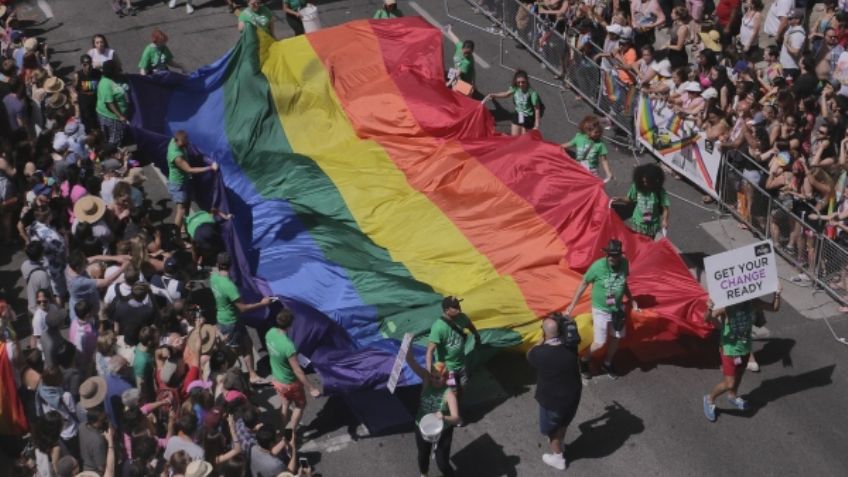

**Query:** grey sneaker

left=726, top=395, right=747, bottom=411
left=703, top=395, right=716, bottom=422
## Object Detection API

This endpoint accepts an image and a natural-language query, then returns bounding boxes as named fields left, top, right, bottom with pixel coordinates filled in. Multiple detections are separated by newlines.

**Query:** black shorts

left=193, top=222, right=223, bottom=260
left=511, top=111, right=536, bottom=129
left=539, top=403, right=579, bottom=436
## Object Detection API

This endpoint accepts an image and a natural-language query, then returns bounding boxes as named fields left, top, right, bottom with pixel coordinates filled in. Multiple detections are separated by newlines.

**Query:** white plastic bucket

left=419, top=413, right=444, bottom=443
left=299, top=4, right=322, bottom=33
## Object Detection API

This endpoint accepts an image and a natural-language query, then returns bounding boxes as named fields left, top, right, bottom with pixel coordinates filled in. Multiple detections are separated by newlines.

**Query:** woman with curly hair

left=616, top=163, right=670, bottom=239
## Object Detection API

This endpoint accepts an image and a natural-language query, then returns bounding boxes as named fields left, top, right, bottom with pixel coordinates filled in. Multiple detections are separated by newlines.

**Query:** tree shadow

left=452, top=433, right=521, bottom=477
left=722, top=365, right=835, bottom=418
left=567, top=400, right=645, bottom=462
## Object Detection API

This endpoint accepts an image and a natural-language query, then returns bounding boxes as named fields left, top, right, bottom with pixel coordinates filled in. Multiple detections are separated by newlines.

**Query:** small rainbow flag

left=666, top=114, right=685, bottom=136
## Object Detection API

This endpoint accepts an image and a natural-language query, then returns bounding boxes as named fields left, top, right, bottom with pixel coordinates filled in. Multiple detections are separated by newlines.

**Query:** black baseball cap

left=442, top=296, right=463, bottom=310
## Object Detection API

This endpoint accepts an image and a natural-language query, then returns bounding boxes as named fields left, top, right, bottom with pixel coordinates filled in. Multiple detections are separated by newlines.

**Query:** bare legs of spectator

left=281, top=398, right=306, bottom=447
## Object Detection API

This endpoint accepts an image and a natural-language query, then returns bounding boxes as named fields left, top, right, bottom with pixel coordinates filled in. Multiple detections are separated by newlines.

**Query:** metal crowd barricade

left=817, top=237, right=848, bottom=301
left=446, top=0, right=506, bottom=34
left=488, top=0, right=639, bottom=149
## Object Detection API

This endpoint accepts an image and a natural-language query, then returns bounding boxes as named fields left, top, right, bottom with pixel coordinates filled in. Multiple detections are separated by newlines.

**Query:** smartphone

left=299, top=457, right=309, bottom=469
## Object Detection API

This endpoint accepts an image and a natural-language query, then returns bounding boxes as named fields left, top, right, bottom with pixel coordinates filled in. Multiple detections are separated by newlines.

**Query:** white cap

left=620, top=26, right=634, bottom=40
left=606, top=24, right=623, bottom=35
left=684, top=81, right=702, bottom=93
left=701, top=87, right=718, bottom=99
left=651, top=59, right=672, bottom=77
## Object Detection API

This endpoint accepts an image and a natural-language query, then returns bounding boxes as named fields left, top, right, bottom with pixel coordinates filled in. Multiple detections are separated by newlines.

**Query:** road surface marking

left=37, top=0, right=54, bottom=19
left=408, top=1, right=490, bottom=69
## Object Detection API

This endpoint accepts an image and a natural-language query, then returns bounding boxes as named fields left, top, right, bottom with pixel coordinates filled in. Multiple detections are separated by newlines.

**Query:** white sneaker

left=747, top=360, right=760, bottom=372
left=542, top=453, right=566, bottom=470
left=168, top=0, right=176, bottom=8
left=186, top=3, right=194, bottom=13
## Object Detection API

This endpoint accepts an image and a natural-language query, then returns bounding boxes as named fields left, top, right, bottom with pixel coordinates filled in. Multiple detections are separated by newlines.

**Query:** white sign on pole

left=387, top=333, right=413, bottom=394
left=704, top=240, right=778, bottom=308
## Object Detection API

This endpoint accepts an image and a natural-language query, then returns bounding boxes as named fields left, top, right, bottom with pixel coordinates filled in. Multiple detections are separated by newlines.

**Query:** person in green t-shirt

left=238, top=0, right=276, bottom=38
left=266, top=309, right=321, bottom=446
left=138, top=29, right=182, bottom=75
left=211, top=252, right=273, bottom=385
left=614, top=163, right=670, bottom=239
left=166, top=130, right=218, bottom=232
left=425, top=296, right=481, bottom=391
left=702, top=291, right=781, bottom=422
left=483, top=70, right=542, bottom=136
left=566, top=239, right=636, bottom=379
left=96, top=60, right=130, bottom=149
left=282, top=0, right=307, bottom=36
left=186, top=208, right=230, bottom=268
left=133, top=326, right=157, bottom=402
left=405, top=348, right=461, bottom=477
left=373, top=0, right=403, bottom=19
left=562, top=115, right=613, bottom=183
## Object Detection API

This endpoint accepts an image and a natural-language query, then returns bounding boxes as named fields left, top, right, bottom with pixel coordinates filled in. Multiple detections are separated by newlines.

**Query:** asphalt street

left=3, top=0, right=848, bottom=475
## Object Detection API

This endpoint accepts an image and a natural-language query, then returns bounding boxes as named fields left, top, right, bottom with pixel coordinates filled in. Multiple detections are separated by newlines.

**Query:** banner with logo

left=704, top=240, right=778, bottom=308
left=635, top=94, right=722, bottom=198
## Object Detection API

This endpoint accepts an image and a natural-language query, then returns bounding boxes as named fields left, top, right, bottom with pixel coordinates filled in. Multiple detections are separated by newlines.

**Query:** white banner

left=704, top=240, right=778, bottom=308
left=634, top=94, right=722, bottom=198
left=387, top=333, right=413, bottom=394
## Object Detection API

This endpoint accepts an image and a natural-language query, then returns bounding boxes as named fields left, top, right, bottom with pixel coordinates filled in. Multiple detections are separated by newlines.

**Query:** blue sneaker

left=727, top=395, right=747, bottom=410
left=703, top=395, right=716, bottom=422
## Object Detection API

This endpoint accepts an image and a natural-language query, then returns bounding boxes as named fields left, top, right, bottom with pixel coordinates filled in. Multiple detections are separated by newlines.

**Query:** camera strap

left=440, top=316, right=468, bottom=343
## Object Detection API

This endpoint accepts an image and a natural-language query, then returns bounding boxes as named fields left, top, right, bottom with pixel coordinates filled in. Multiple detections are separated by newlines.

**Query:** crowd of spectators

left=503, top=0, right=848, bottom=286
left=0, top=1, right=320, bottom=476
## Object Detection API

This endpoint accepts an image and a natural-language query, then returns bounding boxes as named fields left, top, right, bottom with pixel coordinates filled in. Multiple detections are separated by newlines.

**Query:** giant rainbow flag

left=129, top=18, right=710, bottom=395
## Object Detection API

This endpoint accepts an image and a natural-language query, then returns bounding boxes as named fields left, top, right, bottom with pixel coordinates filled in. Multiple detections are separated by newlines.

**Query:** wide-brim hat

left=0, top=6, right=8, bottom=18
left=44, top=76, right=65, bottom=94
left=603, top=239, right=624, bottom=256
left=606, top=24, right=623, bottom=36
left=699, top=31, right=721, bottom=52
left=188, top=323, right=217, bottom=354
left=74, top=195, right=106, bottom=224
left=46, top=92, right=68, bottom=109
left=185, top=460, right=213, bottom=477
left=701, top=87, right=718, bottom=99
left=619, top=26, right=634, bottom=41
left=24, top=37, right=38, bottom=51
left=651, top=59, right=672, bottom=77
left=79, top=376, right=107, bottom=409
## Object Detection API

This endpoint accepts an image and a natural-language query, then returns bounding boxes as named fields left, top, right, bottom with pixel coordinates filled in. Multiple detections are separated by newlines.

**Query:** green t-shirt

left=570, top=132, right=608, bottom=175
left=239, top=5, right=274, bottom=32
left=583, top=257, right=629, bottom=312
left=138, top=43, right=173, bottom=73
left=95, top=77, right=128, bottom=120
left=266, top=328, right=297, bottom=384
left=415, top=385, right=449, bottom=425
left=210, top=273, right=240, bottom=326
left=166, top=138, right=189, bottom=186
left=721, top=302, right=754, bottom=356
left=626, top=184, right=670, bottom=236
left=428, top=313, right=471, bottom=372
left=285, top=0, right=307, bottom=11
left=453, top=41, right=474, bottom=84
left=133, top=346, right=153, bottom=383
left=373, top=8, right=403, bottom=19
left=186, top=211, right=215, bottom=239
left=509, top=86, right=540, bottom=116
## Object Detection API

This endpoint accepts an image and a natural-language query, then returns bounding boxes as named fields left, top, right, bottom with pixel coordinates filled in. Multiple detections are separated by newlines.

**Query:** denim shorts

left=167, top=181, right=190, bottom=205
left=217, top=322, right=246, bottom=348
left=539, top=404, right=578, bottom=436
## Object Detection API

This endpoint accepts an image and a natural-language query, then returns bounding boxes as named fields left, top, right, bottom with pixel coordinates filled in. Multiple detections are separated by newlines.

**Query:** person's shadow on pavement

left=723, top=364, right=835, bottom=418
left=567, top=401, right=645, bottom=462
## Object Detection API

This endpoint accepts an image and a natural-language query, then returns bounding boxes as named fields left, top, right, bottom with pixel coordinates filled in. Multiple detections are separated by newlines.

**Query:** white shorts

left=592, top=308, right=625, bottom=345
